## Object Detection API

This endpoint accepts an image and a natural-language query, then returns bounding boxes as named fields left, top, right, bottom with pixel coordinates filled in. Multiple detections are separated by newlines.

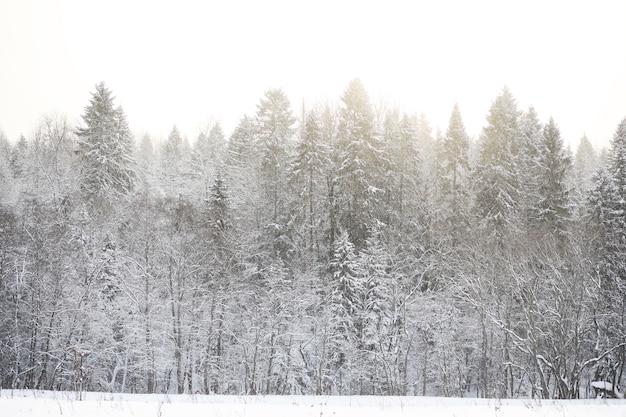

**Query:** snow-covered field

left=2, top=390, right=625, bottom=417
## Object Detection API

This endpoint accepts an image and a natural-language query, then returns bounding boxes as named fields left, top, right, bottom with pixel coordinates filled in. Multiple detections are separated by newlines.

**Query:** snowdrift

left=1, top=390, right=626, bottom=417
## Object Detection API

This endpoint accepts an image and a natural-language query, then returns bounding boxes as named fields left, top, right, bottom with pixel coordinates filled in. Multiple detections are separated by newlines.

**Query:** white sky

left=1, top=0, right=626, bottom=150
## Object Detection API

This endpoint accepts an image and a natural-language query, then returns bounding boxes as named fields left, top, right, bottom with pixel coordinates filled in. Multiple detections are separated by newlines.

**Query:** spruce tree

left=193, top=123, right=226, bottom=201
left=441, top=104, right=470, bottom=195
left=588, top=117, right=626, bottom=381
left=336, top=78, right=385, bottom=250
left=328, top=230, right=362, bottom=352
left=290, top=108, right=330, bottom=257
left=517, top=106, right=544, bottom=231
left=535, top=117, right=572, bottom=241
left=574, top=134, right=598, bottom=194
left=76, top=82, right=136, bottom=199
left=383, top=109, right=421, bottom=231
left=436, top=104, right=470, bottom=243
left=590, top=118, right=626, bottom=286
left=253, top=88, right=296, bottom=258
left=473, top=87, right=521, bottom=241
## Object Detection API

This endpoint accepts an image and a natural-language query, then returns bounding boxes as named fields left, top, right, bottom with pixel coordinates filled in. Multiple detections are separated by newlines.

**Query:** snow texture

left=1, top=391, right=626, bottom=417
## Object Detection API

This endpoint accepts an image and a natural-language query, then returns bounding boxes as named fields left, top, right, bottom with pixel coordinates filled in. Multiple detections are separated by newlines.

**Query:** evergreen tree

left=587, top=118, right=626, bottom=388
left=207, top=173, right=231, bottom=240
left=574, top=134, right=598, bottom=194
left=225, top=115, right=258, bottom=227
left=534, top=117, right=572, bottom=240
left=10, top=135, right=29, bottom=178
left=358, top=232, right=391, bottom=349
left=441, top=104, right=470, bottom=195
left=136, top=133, right=156, bottom=192
left=318, top=103, right=344, bottom=261
left=76, top=82, right=136, bottom=199
left=473, top=87, right=521, bottom=241
left=436, top=104, right=470, bottom=242
left=0, top=131, right=13, bottom=197
left=290, top=108, right=330, bottom=259
left=254, top=88, right=296, bottom=225
left=161, top=124, right=192, bottom=196
left=590, top=118, right=626, bottom=286
left=226, top=115, right=256, bottom=171
left=517, top=106, right=544, bottom=230
left=193, top=122, right=226, bottom=201
left=608, top=118, right=626, bottom=195
left=415, top=112, right=437, bottom=184
left=253, top=89, right=296, bottom=259
left=336, top=79, right=385, bottom=250
left=162, top=125, right=186, bottom=167
left=328, top=230, right=362, bottom=380
left=383, top=109, right=421, bottom=231
left=196, top=122, right=226, bottom=162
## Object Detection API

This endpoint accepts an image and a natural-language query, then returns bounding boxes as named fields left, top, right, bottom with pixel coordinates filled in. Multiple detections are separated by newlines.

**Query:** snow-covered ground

left=2, top=390, right=625, bottom=417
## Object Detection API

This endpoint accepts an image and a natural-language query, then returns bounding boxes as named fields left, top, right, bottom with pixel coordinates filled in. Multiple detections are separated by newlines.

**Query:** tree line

left=0, top=80, right=625, bottom=398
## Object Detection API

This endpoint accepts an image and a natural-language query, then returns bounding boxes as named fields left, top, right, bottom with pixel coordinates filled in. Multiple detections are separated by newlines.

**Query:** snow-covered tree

left=436, top=104, right=471, bottom=243
left=574, top=134, right=598, bottom=198
left=517, top=106, right=544, bottom=229
left=336, top=79, right=386, bottom=250
left=9, top=135, right=29, bottom=178
left=253, top=89, right=296, bottom=259
left=224, top=115, right=261, bottom=244
left=589, top=117, right=626, bottom=287
left=290, top=108, right=330, bottom=260
left=76, top=82, right=136, bottom=200
left=193, top=122, right=226, bottom=201
left=327, top=230, right=362, bottom=385
left=533, top=117, right=572, bottom=241
left=135, top=133, right=156, bottom=192
left=383, top=109, right=421, bottom=231
left=160, top=124, right=193, bottom=196
left=473, top=87, right=521, bottom=242
left=0, top=131, right=12, bottom=198
left=254, top=89, right=296, bottom=224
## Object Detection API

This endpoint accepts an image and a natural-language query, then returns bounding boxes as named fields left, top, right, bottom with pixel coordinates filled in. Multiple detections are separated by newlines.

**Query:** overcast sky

left=1, top=0, right=626, bottom=150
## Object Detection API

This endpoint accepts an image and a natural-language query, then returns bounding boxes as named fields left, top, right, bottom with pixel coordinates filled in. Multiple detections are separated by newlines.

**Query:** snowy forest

left=1, top=79, right=626, bottom=400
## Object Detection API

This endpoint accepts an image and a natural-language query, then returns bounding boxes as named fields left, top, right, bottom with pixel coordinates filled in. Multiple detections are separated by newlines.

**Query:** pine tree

left=76, top=82, right=136, bottom=199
